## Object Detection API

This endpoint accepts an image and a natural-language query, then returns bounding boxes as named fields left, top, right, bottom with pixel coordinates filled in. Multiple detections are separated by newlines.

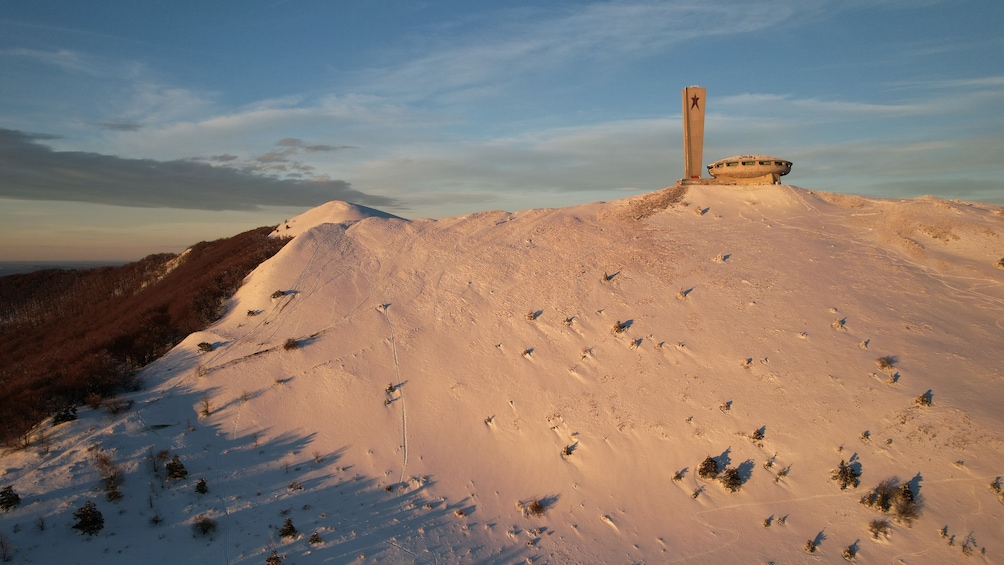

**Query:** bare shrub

left=309, top=531, right=322, bottom=544
left=961, top=533, right=978, bottom=557
left=914, top=391, right=932, bottom=407
left=147, top=449, right=170, bottom=474
left=805, top=539, right=817, bottom=553
left=266, top=549, right=283, bottom=565
left=611, top=321, right=628, bottom=334
left=84, top=393, right=103, bottom=409
left=192, top=514, right=217, bottom=537
left=860, top=479, right=898, bottom=512
left=195, top=478, right=208, bottom=495
left=774, top=465, right=791, bottom=483
left=93, top=449, right=124, bottom=497
left=197, top=342, right=213, bottom=353
left=518, top=499, right=547, bottom=517
left=842, top=545, right=856, bottom=560
left=0, top=530, right=12, bottom=563
left=105, top=484, right=123, bottom=502
left=861, top=478, right=920, bottom=525
left=199, top=394, right=212, bottom=417
left=282, top=338, right=299, bottom=351
left=876, top=356, right=896, bottom=370
left=868, top=519, right=891, bottom=539
left=102, top=397, right=132, bottom=414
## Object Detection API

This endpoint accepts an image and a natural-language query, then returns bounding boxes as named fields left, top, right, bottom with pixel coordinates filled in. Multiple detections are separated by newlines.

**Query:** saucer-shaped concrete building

left=707, top=154, right=792, bottom=185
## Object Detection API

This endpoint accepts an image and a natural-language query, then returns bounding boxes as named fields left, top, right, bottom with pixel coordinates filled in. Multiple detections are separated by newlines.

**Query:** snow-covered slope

left=3, top=184, right=1003, bottom=564
left=269, top=200, right=403, bottom=239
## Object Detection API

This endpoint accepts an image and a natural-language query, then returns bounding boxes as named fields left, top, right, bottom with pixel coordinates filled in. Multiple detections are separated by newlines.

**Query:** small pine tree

left=720, top=467, right=743, bottom=492
left=698, top=456, right=719, bottom=479
left=832, top=459, right=861, bottom=490
left=265, top=549, right=283, bottom=565
left=0, top=486, right=20, bottom=512
left=309, top=531, right=322, bottom=545
left=72, top=501, right=104, bottom=536
left=53, top=404, right=78, bottom=425
left=195, top=478, right=208, bottom=495
left=166, top=455, right=188, bottom=480
left=279, top=517, right=297, bottom=538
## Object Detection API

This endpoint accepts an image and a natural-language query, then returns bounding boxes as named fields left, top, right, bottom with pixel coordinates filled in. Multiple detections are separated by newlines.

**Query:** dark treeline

left=0, top=226, right=290, bottom=447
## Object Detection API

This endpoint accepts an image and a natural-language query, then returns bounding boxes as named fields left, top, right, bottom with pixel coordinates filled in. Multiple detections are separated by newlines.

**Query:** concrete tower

left=682, top=86, right=706, bottom=179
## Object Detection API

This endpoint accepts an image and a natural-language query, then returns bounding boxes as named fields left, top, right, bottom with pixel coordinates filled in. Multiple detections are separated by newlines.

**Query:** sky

left=1, top=0, right=1002, bottom=261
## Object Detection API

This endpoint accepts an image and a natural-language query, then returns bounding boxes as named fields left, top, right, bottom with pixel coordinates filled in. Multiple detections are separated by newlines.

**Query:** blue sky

left=1, top=0, right=1002, bottom=261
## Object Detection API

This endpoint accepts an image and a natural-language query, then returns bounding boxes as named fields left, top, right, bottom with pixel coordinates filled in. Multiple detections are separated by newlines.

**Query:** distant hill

left=0, top=261, right=128, bottom=278
left=1, top=186, right=1002, bottom=564
left=0, top=226, right=290, bottom=446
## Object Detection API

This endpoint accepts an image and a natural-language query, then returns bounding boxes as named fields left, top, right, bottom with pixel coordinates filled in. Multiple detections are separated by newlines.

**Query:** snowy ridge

left=2, top=184, right=1003, bottom=564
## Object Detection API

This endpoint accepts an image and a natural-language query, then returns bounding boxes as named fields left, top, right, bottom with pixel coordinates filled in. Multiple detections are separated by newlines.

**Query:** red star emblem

left=690, top=95, right=700, bottom=110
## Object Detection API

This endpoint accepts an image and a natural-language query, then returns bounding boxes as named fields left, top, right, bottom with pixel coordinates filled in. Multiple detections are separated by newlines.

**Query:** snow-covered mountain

left=2, top=183, right=1003, bottom=564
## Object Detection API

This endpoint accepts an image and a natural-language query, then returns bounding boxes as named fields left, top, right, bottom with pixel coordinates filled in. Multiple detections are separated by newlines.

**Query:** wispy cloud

left=94, top=120, right=143, bottom=132
left=276, top=137, right=355, bottom=152
left=887, top=75, right=1004, bottom=90
left=0, top=129, right=395, bottom=211
left=718, top=93, right=932, bottom=119
left=1, top=47, right=101, bottom=75
left=358, top=1, right=838, bottom=100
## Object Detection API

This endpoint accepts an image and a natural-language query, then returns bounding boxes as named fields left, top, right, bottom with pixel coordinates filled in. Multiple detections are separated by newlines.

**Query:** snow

left=3, top=184, right=1004, bottom=563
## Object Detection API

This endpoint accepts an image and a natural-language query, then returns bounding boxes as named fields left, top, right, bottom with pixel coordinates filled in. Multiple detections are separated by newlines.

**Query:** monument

left=680, top=86, right=792, bottom=185
left=707, top=155, right=792, bottom=185
left=681, top=86, right=706, bottom=180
